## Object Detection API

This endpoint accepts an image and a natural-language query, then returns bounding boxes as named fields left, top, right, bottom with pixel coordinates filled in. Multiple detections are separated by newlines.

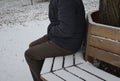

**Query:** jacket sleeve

left=49, top=0, right=76, bottom=38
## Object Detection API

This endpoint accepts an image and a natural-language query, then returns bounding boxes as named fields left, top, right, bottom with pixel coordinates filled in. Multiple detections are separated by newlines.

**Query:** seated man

left=24, top=0, right=86, bottom=81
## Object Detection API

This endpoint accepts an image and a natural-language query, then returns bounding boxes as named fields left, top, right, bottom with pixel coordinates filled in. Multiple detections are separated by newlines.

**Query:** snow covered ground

left=0, top=0, right=99, bottom=81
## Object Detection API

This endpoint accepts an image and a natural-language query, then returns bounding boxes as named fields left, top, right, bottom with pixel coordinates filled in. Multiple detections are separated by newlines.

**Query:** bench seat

left=40, top=51, right=120, bottom=81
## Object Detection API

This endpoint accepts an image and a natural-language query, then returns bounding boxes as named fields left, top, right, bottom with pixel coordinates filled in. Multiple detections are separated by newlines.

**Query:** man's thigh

left=29, top=35, right=49, bottom=47
left=26, top=41, right=75, bottom=60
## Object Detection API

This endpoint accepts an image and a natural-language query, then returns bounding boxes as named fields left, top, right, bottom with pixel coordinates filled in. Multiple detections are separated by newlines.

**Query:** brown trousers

left=24, top=35, right=75, bottom=81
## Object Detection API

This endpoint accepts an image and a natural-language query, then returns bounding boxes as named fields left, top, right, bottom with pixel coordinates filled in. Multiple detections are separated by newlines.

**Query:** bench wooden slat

left=89, top=23, right=120, bottom=41
left=75, top=51, right=85, bottom=65
left=54, top=69, right=84, bottom=81
left=41, top=73, right=64, bottom=81
left=89, top=35, right=120, bottom=55
left=66, top=66, right=103, bottom=81
left=64, top=55, right=74, bottom=67
left=40, top=58, right=54, bottom=74
left=52, top=56, right=63, bottom=71
left=87, top=46, right=120, bottom=67
left=77, top=62, right=120, bottom=81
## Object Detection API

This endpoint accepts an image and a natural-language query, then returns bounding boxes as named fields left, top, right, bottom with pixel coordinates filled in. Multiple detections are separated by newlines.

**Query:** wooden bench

left=40, top=50, right=120, bottom=81
left=40, top=12, right=120, bottom=81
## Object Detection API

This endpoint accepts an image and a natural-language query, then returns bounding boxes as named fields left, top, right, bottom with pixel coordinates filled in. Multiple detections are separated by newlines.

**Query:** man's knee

left=24, top=49, right=31, bottom=59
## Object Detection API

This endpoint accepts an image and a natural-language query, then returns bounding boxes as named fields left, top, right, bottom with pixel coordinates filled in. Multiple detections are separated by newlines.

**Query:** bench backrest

left=85, top=11, right=120, bottom=68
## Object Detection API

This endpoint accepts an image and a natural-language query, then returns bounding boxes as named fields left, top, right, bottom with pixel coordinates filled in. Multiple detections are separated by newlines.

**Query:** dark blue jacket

left=48, top=0, right=86, bottom=51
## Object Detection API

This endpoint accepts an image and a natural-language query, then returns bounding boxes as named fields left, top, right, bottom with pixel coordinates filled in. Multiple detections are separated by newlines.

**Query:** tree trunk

left=99, top=0, right=120, bottom=27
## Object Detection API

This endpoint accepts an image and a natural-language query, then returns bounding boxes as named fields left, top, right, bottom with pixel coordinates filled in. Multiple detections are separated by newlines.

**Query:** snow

left=0, top=0, right=49, bottom=27
left=0, top=0, right=99, bottom=81
left=0, top=20, right=49, bottom=81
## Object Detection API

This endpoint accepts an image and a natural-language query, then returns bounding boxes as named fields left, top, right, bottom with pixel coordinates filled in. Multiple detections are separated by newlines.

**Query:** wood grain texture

left=87, top=46, right=120, bottom=68
left=89, top=23, right=120, bottom=41
left=86, top=11, right=120, bottom=68
left=89, top=35, right=120, bottom=55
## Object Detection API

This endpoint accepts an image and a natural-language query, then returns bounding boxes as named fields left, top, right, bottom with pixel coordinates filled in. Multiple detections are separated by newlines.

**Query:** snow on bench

left=40, top=51, right=120, bottom=81
left=40, top=51, right=85, bottom=74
